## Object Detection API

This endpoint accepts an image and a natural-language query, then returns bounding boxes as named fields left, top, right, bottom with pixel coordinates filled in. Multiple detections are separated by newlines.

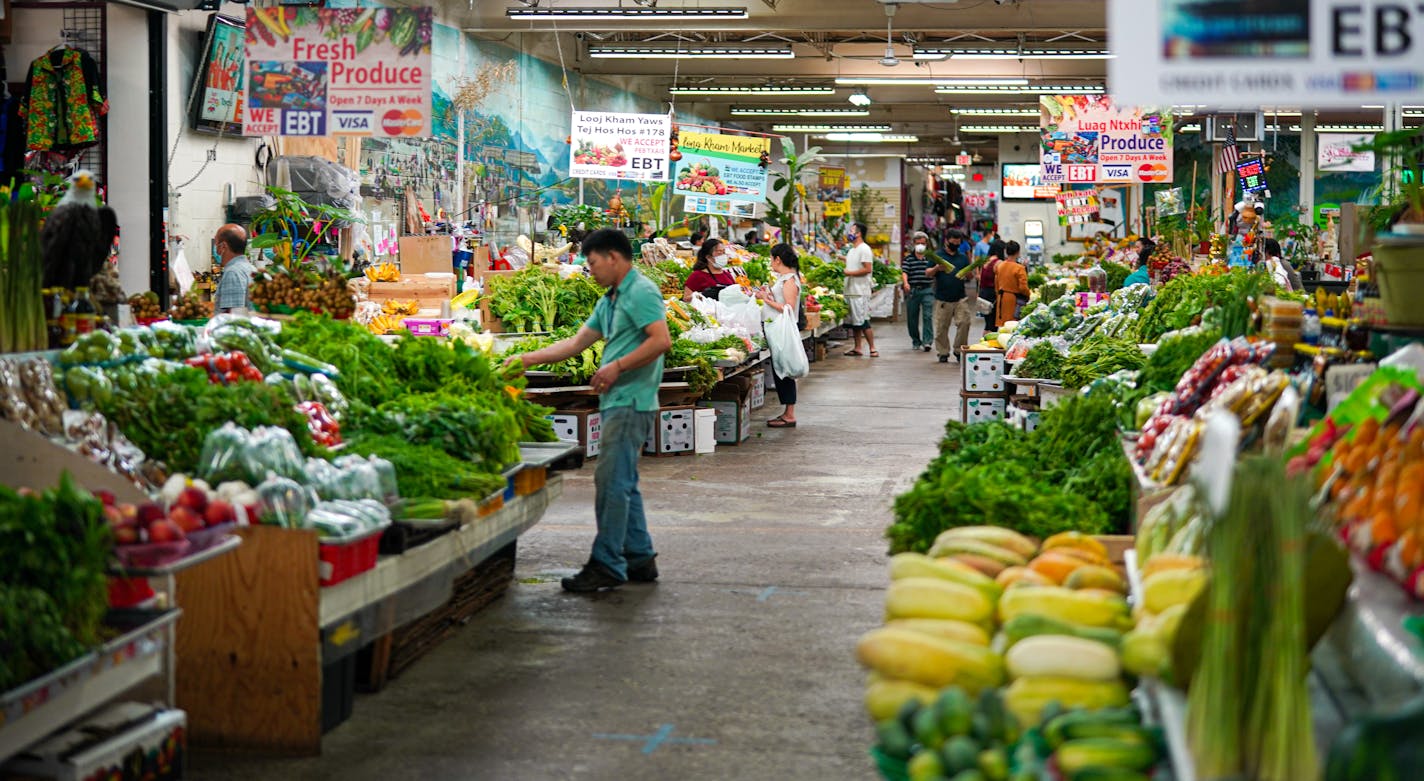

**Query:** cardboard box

left=698, top=396, right=752, bottom=445
left=644, top=405, right=696, bottom=455
left=748, top=369, right=766, bottom=410
left=2, top=702, right=186, bottom=781
left=368, top=276, right=456, bottom=312
left=961, top=394, right=1008, bottom=424
left=548, top=409, right=602, bottom=459
left=398, top=235, right=455, bottom=275
left=962, top=348, right=1007, bottom=393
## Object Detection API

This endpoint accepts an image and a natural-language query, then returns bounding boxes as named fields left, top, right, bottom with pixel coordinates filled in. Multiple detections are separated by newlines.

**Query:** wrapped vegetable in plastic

left=302, top=499, right=391, bottom=539
left=309, top=373, right=349, bottom=421
left=332, top=455, right=386, bottom=501
left=58, top=331, right=121, bottom=366
left=63, top=365, right=115, bottom=407
left=17, top=359, right=65, bottom=434
left=255, top=474, right=313, bottom=528
left=197, top=423, right=306, bottom=485
left=149, top=321, right=198, bottom=360
left=0, top=358, right=39, bottom=430
left=114, top=327, right=159, bottom=359
left=1109, top=283, right=1153, bottom=313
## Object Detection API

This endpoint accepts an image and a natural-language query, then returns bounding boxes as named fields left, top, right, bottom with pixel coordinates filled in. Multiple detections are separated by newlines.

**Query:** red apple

left=136, top=502, right=166, bottom=526
left=119, top=504, right=140, bottom=525
left=169, top=506, right=205, bottom=533
left=177, top=487, right=209, bottom=512
left=95, top=489, right=116, bottom=506
left=148, top=520, right=186, bottom=543
left=113, top=526, right=140, bottom=545
left=102, top=505, right=125, bottom=528
left=204, top=500, right=235, bottom=527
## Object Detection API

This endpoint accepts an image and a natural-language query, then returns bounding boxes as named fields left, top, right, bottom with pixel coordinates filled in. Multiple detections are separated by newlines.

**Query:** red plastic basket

left=318, top=527, right=385, bottom=587
left=107, top=576, right=156, bottom=608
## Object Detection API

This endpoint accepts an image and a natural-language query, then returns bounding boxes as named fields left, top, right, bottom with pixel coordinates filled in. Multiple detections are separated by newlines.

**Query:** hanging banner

left=242, top=6, right=432, bottom=138
left=569, top=111, right=670, bottom=182
left=817, top=167, right=847, bottom=202
left=1109, top=0, right=1424, bottom=107
left=684, top=196, right=759, bottom=219
left=1056, top=188, right=1101, bottom=226
left=1318, top=133, right=1377, bottom=172
left=673, top=131, right=771, bottom=215
left=1040, top=96, right=1173, bottom=185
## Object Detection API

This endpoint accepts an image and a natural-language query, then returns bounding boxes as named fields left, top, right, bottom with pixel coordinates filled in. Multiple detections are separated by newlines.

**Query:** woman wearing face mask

left=683, top=238, right=739, bottom=302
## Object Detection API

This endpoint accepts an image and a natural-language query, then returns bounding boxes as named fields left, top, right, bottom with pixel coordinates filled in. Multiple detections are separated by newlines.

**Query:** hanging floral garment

left=20, top=48, right=108, bottom=152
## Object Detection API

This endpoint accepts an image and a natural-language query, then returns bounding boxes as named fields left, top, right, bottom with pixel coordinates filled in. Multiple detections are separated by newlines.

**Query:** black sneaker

left=561, top=561, right=624, bottom=592
left=922, top=345, right=931, bottom=352
left=627, top=555, right=659, bottom=583
left=938, top=355, right=949, bottom=363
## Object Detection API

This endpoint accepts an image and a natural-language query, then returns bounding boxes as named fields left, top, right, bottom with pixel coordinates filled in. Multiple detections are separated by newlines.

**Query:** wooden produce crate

left=367, top=276, right=455, bottom=313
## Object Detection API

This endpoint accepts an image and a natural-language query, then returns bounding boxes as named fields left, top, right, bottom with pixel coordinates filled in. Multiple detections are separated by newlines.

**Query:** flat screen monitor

left=1002, top=163, right=1059, bottom=200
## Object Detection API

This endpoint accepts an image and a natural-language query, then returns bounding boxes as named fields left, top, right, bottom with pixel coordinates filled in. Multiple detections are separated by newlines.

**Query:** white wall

left=165, top=4, right=267, bottom=273
left=105, top=4, right=151, bottom=295
left=819, top=153, right=903, bottom=254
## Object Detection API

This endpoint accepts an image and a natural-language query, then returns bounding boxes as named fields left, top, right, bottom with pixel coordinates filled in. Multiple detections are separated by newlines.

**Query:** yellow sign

left=824, top=199, right=851, bottom=218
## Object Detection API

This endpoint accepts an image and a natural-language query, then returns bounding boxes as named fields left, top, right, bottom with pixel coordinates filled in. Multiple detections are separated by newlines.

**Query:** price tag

left=282, top=110, right=326, bottom=137
left=1326, top=363, right=1377, bottom=412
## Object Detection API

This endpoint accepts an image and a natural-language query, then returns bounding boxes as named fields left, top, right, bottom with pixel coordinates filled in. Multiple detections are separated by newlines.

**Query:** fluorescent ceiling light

left=913, top=45, right=1112, bottom=60
left=1405, top=108, right=1424, bottom=117
left=950, top=107, right=1038, bottom=116
left=730, top=106, right=868, bottom=116
left=1178, top=124, right=1201, bottom=132
left=820, top=133, right=919, bottom=142
left=1303, top=124, right=1384, bottom=132
left=775, top=123, right=892, bottom=133
left=961, top=125, right=1039, bottom=133
left=819, top=153, right=916, bottom=158
left=507, top=6, right=748, bottom=21
left=1265, top=110, right=1303, bottom=117
left=669, top=85, right=835, bottom=95
left=848, top=91, right=872, bottom=107
left=835, top=77, right=1029, bottom=86
left=934, top=84, right=1105, bottom=94
left=590, top=44, right=793, bottom=59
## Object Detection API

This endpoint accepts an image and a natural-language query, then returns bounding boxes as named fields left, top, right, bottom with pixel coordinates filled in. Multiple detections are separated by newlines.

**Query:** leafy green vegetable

left=1131, top=269, right=1272, bottom=343
left=1140, top=326, right=1222, bottom=392
left=1017, top=342, right=1065, bottom=380
left=343, top=433, right=507, bottom=501
left=1101, top=261, right=1132, bottom=292
left=1060, top=335, right=1147, bottom=389
left=872, top=261, right=901, bottom=289
left=485, top=267, right=599, bottom=333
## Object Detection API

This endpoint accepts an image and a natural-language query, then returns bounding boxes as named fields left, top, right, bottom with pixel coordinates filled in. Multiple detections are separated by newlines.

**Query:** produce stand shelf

left=0, top=609, right=180, bottom=764
left=110, top=535, right=243, bottom=579
left=517, top=441, right=584, bottom=472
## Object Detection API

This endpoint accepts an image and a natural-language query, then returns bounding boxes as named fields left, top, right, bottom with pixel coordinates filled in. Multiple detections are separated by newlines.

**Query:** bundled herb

left=505, top=328, right=604, bottom=385
left=0, top=199, right=47, bottom=353
left=1101, top=261, right=1131, bottom=292
left=485, top=267, right=597, bottom=333
left=366, top=391, right=524, bottom=470
left=1139, top=326, right=1222, bottom=392
left=1060, top=335, right=1147, bottom=389
left=344, top=433, right=507, bottom=501
left=1016, top=341, right=1065, bottom=380
left=802, top=257, right=846, bottom=293
left=871, top=261, right=902, bottom=289
left=1131, top=269, right=1272, bottom=343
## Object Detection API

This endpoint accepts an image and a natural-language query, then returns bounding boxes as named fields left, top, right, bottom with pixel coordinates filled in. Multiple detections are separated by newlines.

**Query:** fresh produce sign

left=569, top=111, right=670, bottom=182
left=242, top=6, right=433, bottom=138
left=1040, top=95, right=1173, bottom=185
left=673, top=131, right=770, bottom=218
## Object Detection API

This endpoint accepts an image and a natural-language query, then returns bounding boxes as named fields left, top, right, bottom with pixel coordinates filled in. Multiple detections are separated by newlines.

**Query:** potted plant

left=764, top=137, right=825, bottom=243
left=246, top=187, right=362, bottom=316
left=1355, top=128, right=1424, bottom=324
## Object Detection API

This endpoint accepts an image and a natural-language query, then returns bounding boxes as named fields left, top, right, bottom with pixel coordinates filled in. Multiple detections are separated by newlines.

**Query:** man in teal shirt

left=507, top=229, right=672, bottom=592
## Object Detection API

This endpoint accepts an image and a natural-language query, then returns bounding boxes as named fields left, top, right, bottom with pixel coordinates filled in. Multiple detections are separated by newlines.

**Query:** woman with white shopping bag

left=756, top=243, right=808, bottom=428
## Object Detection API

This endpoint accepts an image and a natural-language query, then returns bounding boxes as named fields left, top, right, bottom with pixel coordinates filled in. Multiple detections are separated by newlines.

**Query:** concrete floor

left=190, top=319, right=982, bottom=781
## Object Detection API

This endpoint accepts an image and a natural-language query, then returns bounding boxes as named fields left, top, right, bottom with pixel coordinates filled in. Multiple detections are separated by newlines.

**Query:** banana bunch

left=365, top=262, right=401, bottom=283
left=367, top=314, right=406, bottom=335
left=382, top=299, right=419, bottom=316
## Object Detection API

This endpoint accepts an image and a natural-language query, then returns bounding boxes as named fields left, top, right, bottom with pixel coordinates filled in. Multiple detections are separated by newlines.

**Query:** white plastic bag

left=765, top=307, right=809, bottom=380
left=716, top=287, right=764, bottom=339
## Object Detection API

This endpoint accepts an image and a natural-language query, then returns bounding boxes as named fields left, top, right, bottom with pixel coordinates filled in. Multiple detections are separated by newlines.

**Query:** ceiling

left=450, top=1, right=1419, bottom=165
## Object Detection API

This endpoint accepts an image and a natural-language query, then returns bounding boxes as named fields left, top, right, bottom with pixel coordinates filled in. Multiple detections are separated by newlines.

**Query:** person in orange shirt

left=994, top=240, right=1030, bottom=327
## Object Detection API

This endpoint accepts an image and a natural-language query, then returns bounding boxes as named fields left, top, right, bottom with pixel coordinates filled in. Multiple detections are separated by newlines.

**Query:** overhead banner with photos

left=673, top=132, right=771, bottom=216
left=1109, top=0, right=1424, bottom=107
left=243, top=6, right=433, bottom=137
left=570, top=111, right=671, bottom=182
left=1040, top=96, right=1173, bottom=185
left=1318, top=133, right=1376, bottom=172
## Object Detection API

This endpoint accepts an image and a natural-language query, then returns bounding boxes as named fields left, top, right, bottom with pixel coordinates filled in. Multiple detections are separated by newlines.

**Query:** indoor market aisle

left=190, top=319, right=983, bottom=781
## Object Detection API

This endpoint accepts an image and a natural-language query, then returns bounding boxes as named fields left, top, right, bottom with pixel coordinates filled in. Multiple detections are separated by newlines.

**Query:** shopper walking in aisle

left=994, top=241, right=1031, bottom=327
left=683, top=238, right=737, bottom=301
left=1124, top=238, right=1153, bottom=287
left=843, top=222, right=879, bottom=357
left=978, top=244, right=1003, bottom=331
left=926, top=229, right=974, bottom=364
left=900, top=230, right=935, bottom=352
left=212, top=224, right=253, bottom=314
left=505, top=229, right=672, bottom=593
left=973, top=231, right=991, bottom=262
left=758, top=243, right=803, bottom=427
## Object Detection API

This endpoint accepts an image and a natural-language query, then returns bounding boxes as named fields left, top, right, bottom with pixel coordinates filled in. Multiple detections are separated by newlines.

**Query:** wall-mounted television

left=1002, top=163, right=1059, bottom=200
left=190, top=14, right=245, bottom=135
left=1002, top=162, right=1059, bottom=200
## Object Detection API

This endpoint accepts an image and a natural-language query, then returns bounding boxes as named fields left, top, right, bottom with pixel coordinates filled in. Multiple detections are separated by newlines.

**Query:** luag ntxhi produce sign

left=243, top=6, right=432, bottom=137
left=570, top=112, right=671, bottom=182
left=1040, top=96, right=1173, bottom=185
left=1109, top=0, right=1424, bottom=107
left=674, top=132, right=770, bottom=217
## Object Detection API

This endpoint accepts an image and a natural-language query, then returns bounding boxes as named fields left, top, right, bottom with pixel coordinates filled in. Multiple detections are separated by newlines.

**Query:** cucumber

left=936, top=687, right=974, bottom=737
left=282, top=348, right=341, bottom=378
left=1055, top=738, right=1158, bottom=775
left=1068, top=770, right=1151, bottom=781
left=916, top=705, right=948, bottom=751
left=1043, top=707, right=1142, bottom=749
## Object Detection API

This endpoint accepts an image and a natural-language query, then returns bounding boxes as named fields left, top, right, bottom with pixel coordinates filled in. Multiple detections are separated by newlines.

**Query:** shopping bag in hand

left=765, top=306, right=809, bottom=379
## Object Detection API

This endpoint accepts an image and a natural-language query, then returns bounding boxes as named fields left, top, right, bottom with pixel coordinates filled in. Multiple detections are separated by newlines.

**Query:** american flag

left=1216, top=123, right=1240, bottom=175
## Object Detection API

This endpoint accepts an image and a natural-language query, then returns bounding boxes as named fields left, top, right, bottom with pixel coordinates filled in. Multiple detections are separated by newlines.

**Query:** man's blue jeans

left=591, top=405, right=656, bottom=579
left=905, top=286, right=934, bottom=348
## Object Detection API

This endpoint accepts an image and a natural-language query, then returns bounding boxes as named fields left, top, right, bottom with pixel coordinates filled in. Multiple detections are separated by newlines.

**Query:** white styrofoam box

left=2, top=702, right=186, bottom=781
left=749, top=370, right=767, bottom=410
left=694, top=408, right=717, bottom=454
left=697, top=396, right=752, bottom=444
left=548, top=410, right=602, bottom=458
left=962, top=348, right=1007, bottom=393
left=961, top=395, right=1008, bottom=424
left=645, top=406, right=696, bottom=454
left=1008, top=403, right=1042, bottom=433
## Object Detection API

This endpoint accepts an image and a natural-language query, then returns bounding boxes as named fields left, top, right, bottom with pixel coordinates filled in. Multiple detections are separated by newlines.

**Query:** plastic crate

left=318, top=526, right=386, bottom=587
left=513, top=466, right=547, bottom=496
left=106, top=576, right=156, bottom=609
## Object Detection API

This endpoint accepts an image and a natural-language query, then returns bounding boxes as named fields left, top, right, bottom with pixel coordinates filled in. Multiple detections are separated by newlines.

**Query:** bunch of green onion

left=0, top=200, right=47, bottom=353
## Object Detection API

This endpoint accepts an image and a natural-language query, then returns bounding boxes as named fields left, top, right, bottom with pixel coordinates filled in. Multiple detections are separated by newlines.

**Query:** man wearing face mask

left=842, top=222, right=879, bottom=358
left=900, top=231, right=935, bottom=352
left=925, top=228, right=973, bottom=364
left=683, top=238, right=738, bottom=301
left=212, top=223, right=253, bottom=314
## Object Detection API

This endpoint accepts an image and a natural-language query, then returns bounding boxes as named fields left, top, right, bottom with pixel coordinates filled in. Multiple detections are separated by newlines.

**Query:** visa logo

left=1103, top=165, right=1132, bottom=179
left=334, top=112, right=372, bottom=132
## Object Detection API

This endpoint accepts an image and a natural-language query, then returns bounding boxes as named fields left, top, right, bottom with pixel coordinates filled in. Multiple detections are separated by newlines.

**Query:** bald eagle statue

left=40, top=170, right=118, bottom=289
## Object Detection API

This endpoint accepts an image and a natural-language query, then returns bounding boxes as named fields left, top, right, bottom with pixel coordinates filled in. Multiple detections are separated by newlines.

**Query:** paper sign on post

left=243, top=6, right=433, bottom=138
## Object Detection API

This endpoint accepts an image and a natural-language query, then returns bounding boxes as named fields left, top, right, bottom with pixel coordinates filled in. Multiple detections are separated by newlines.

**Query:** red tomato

left=232, top=352, right=250, bottom=369
left=224, top=370, right=241, bottom=384
left=214, top=355, right=232, bottom=373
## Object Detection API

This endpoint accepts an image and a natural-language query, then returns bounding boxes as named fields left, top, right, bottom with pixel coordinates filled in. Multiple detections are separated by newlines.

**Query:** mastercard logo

left=1137, top=163, right=1169, bottom=182
left=382, top=109, right=424, bottom=137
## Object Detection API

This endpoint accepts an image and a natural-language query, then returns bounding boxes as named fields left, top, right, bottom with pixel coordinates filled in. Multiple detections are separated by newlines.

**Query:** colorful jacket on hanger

left=20, top=48, right=108, bottom=152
